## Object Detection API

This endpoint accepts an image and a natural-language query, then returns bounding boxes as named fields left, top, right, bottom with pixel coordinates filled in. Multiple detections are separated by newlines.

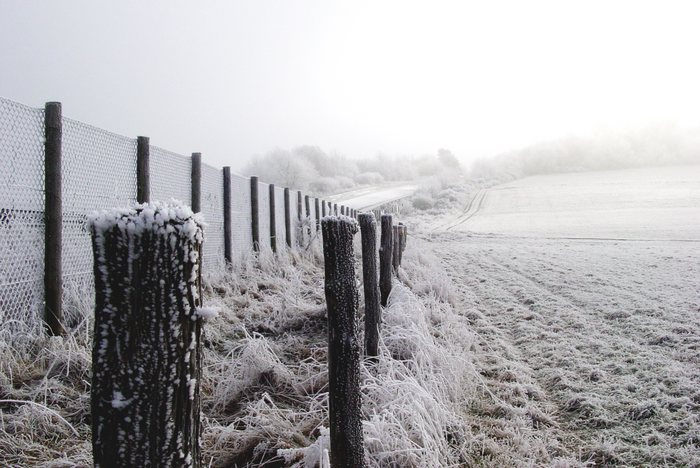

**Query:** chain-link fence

left=0, top=97, right=340, bottom=330
left=0, top=99, right=45, bottom=327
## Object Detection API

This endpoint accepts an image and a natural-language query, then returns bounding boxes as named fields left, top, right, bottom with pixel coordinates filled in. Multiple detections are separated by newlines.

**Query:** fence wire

left=62, top=118, right=138, bottom=293
left=230, top=173, right=252, bottom=257
left=201, top=163, right=225, bottom=279
left=0, top=97, right=325, bottom=330
left=0, top=99, right=45, bottom=327
left=150, top=146, right=191, bottom=205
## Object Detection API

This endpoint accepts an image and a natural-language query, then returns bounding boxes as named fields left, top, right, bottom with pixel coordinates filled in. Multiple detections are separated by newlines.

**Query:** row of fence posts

left=87, top=202, right=406, bottom=467
left=322, top=213, right=407, bottom=467
left=38, top=101, right=357, bottom=336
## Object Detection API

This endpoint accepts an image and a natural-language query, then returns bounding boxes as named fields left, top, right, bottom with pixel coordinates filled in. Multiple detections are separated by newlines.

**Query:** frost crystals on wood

left=321, top=216, right=365, bottom=467
left=89, top=202, right=204, bottom=468
left=379, top=214, right=393, bottom=307
left=358, top=212, right=381, bottom=359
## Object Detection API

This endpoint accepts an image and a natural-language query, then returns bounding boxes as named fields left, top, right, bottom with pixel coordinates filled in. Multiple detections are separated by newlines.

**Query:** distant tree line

left=243, top=146, right=462, bottom=195
left=470, top=123, right=700, bottom=181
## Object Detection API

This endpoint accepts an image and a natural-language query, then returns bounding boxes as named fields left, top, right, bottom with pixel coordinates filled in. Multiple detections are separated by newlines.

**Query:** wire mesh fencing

left=0, top=99, right=45, bottom=328
left=0, top=97, right=333, bottom=331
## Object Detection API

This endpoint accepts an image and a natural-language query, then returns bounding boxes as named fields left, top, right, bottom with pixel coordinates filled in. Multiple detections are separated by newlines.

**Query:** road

left=326, top=183, right=418, bottom=211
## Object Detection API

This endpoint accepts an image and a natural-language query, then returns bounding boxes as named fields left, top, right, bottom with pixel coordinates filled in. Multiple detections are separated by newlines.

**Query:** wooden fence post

left=223, top=167, right=232, bottom=264
left=284, top=188, right=292, bottom=248
left=334, top=203, right=338, bottom=215
left=297, top=191, right=303, bottom=246
left=269, top=183, right=276, bottom=253
left=322, top=199, right=327, bottom=217
left=315, top=198, right=321, bottom=230
left=250, top=176, right=259, bottom=252
left=321, top=217, right=364, bottom=467
left=399, top=224, right=407, bottom=266
left=191, top=152, right=201, bottom=213
left=358, top=213, right=381, bottom=358
left=379, top=214, right=393, bottom=307
left=89, top=204, right=204, bottom=467
left=305, top=195, right=312, bottom=242
left=44, top=101, right=64, bottom=336
left=392, top=225, right=400, bottom=275
left=136, top=136, right=150, bottom=203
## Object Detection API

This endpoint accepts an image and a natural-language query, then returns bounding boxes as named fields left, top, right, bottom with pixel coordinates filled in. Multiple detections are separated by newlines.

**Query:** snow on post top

left=88, top=200, right=205, bottom=242
left=321, top=214, right=358, bottom=225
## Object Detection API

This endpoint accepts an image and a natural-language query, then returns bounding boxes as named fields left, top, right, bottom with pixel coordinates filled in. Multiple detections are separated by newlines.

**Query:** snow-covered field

left=444, top=165, right=700, bottom=240
left=420, top=165, right=700, bottom=465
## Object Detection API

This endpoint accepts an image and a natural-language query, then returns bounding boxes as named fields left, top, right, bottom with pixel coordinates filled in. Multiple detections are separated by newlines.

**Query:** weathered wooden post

left=321, top=199, right=327, bottom=217
left=250, top=176, right=259, bottom=251
left=284, top=188, right=292, bottom=248
left=223, top=167, right=232, bottom=264
left=341, top=206, right=345, bottom=216
left=358, top=213, right=381, bottom=358
left=321, top=217, right=364, bottom=468
left=315, top=198, right=321, bottom=231
left=304, top=195, right=312, bottom=242
left=44, top=101, right=64, bottom=336
left=136, top=136, right=150, bottom=203
left=191, top=153, right=201, bottom=213
left=397, top=223, right=406, bottom=266
left=379, top=214, right=393, bottom=307
left=392, top=225, right=400, bottom=275
left=89, top=203, right=206, bottom=468
left=269, top=183, right=277, bottom=253
left=297, top=191, right=303, bottom=246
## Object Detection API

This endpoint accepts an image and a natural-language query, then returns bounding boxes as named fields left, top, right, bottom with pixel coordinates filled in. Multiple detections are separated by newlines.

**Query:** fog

left=2, top=1, right=700, bottom=173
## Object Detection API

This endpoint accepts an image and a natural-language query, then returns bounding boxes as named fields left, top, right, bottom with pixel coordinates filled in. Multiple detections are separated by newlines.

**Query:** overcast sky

left=2, top=0, right=699, bottom=170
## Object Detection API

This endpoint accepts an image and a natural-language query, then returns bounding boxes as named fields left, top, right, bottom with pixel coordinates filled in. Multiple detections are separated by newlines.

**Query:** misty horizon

left=3, top=1, right=700, bottom=172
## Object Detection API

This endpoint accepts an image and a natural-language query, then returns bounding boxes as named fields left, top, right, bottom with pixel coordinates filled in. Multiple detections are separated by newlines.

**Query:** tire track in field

left=431, top=235, right=700, bottom=465
left=431, top=188, right=488, bottom=233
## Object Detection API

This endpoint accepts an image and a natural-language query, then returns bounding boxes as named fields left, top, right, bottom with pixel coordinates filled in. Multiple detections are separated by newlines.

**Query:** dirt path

left=425, top=231, right=700, bottom=466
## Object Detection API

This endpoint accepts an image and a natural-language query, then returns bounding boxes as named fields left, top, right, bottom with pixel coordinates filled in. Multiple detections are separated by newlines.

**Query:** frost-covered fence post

left=359, top=213, right=381, bottom=358
left=250, top=176, right=259, bottom=252
left=397, top=223, right=406, bottom=266
left=392, top=225, right=400, bottom=275
left=315, top=198, right=321, bottom=231
left=223, top=167, right=232, bottom=264
left=304, top=195, right=312, bottom=243
left=269, top=183, right=277, bottom=253
left=137, top=136, right=150, bottom=203
left=321, top=217, right=364, bottom=468
left=379, top=214, right=393, bottom=307
left=284, top=188, right=292, bottom=248
left=44, top=101, right=64, bottom=336
left=191, top=152, right=201, bottom=213
left=297, top=191, right=303, bottom=246
left=89, top=203, right=206, bottom=468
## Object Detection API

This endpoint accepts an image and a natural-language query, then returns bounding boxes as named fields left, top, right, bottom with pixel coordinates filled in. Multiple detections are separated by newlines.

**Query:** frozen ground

left=419, top=165, right=700, bottom=465
left=442, top=165, right=700, bottom=240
